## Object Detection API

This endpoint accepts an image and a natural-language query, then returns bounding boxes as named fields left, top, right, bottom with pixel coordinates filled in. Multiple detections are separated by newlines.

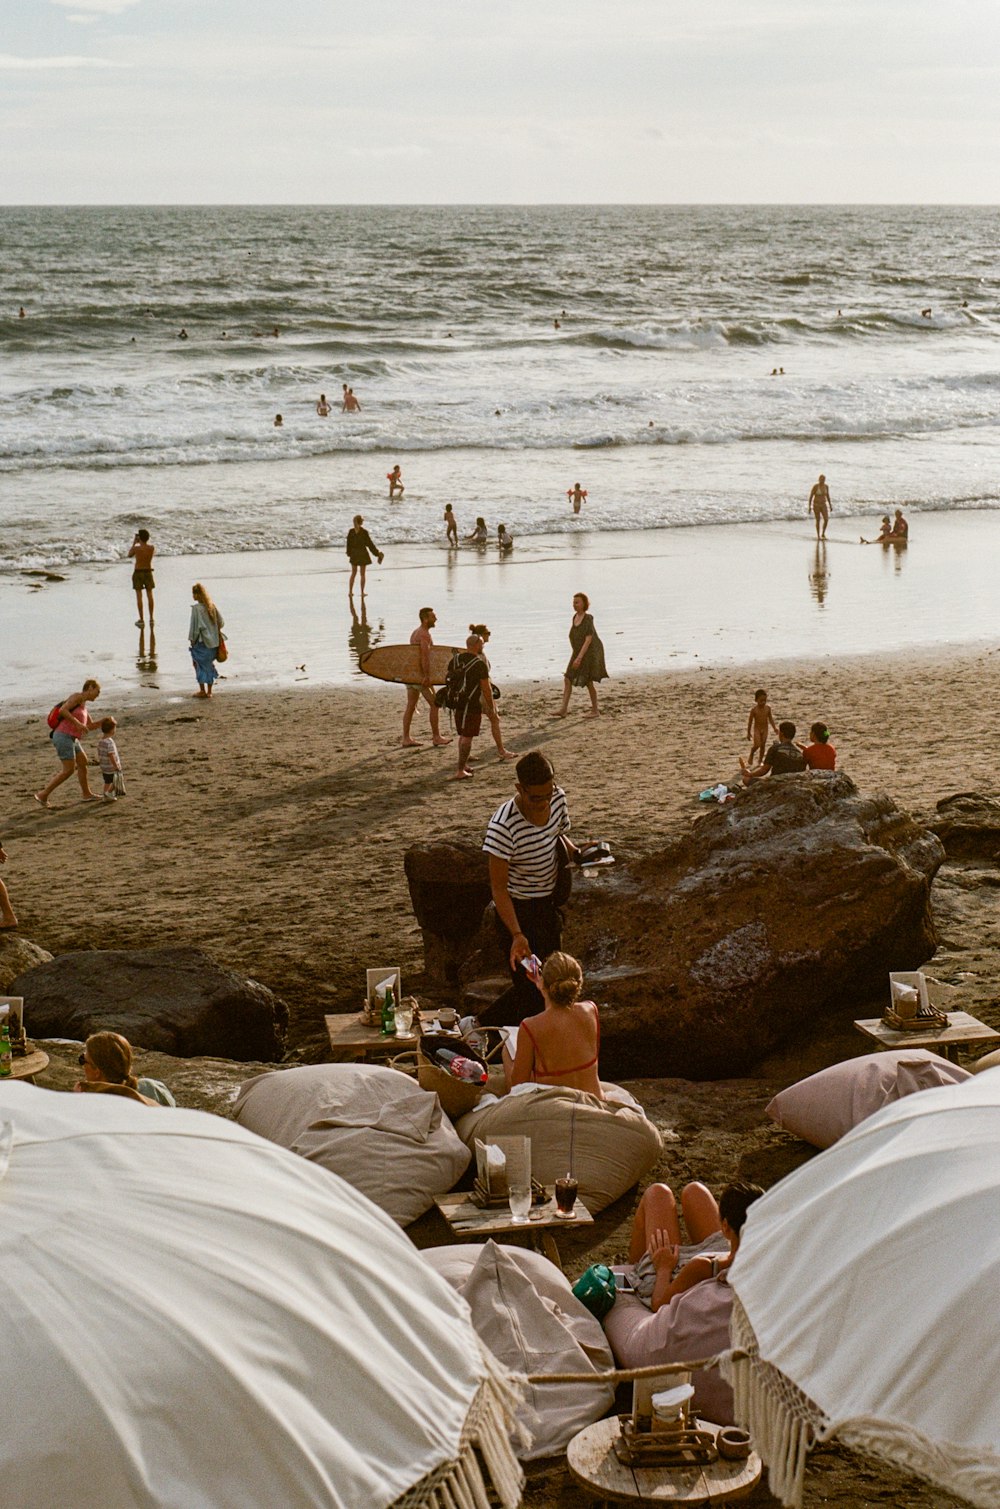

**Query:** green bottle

left=0, top=1023, right=11, bottom=1078
left=381, top=987, right=396, bottom=1036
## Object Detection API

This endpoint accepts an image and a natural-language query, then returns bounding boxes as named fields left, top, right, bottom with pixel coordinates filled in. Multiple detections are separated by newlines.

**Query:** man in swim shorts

left=401, top=607, right=451, bottom=749
left=808, top=474, right=831, bottom=539
left=127, top=529, right=156, bottom=627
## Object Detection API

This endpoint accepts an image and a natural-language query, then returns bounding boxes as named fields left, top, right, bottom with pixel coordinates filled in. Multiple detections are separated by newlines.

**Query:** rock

left=929, top=792, right=1000, bottom=860
left=403, top=841, right=493, bottom=984
left=33, top=1039, right=273, bottom=1116
left=567, top=774, right=944, bottom=1079
left=11, top=946, right=288, bottom=1061
left=0, top=934, right=53, bottom=993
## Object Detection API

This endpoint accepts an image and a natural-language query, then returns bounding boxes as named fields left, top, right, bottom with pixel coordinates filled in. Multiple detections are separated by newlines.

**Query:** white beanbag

left=234, top=1064, right=470, bottom=1226
left=766, top=1049, right=971, bottom=1149
left=422, top=1241, right=615, bottom=1459
left=603, top=1279, right=734, bottom=1425
left=455, top=1083, right=662, bottom=1214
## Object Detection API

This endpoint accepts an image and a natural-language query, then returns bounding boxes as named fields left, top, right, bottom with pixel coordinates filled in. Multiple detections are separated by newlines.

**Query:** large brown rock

left=929, top=792, right=1000, bottom=860
left=403, top=841, right=493, bottom=984
left=0, top=934, right=52, bottom=993
left=569, top=773, right=944, bottom=1079
left=11, top=946, right=288, bottom=1061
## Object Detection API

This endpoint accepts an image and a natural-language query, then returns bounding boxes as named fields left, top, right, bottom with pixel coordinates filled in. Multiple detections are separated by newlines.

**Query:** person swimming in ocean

left=316, top=393, right=331, bottom=416
left=343, top=387, right=361, bottom=412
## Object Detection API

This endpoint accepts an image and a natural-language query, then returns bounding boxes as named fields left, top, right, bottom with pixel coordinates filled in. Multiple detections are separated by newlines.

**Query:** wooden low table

left=7, top=1048, right=49, bottom=1084
left=853, top=1010, right=1000, bottom=1064
left=568, top=1415, right=761, bottom=1506
left=433, top=1188, right=594, bottom=1271
left=325, top=1012, right=422, bottom=1060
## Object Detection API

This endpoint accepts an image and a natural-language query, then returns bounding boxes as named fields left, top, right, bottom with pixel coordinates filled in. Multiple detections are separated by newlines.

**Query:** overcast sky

left=4, top=0, right=1000, bottom=203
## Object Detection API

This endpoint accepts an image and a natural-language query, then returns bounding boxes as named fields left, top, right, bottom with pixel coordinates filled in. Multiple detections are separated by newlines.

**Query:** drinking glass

left=508, top=1184, right=532, bottom=1224
left=394, top=1002, right=415, bottom=1037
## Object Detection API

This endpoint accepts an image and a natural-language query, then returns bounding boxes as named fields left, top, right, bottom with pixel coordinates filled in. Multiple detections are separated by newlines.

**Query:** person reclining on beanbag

left=74, top=1031, right=176, bottom=1106
left=623, top=1179, right=763, bottom=1311
left=502, top=951, right=602, bottom=1101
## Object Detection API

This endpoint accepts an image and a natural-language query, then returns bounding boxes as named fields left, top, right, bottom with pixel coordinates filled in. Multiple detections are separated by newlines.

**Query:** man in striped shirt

left=479, top=750, right=579, bottom=1025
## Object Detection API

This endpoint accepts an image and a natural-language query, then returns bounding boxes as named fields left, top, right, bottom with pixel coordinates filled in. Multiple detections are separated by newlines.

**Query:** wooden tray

left=614, top=1418, right=718, bottom=1468
left=883, top=1006, right=948, bottom=1032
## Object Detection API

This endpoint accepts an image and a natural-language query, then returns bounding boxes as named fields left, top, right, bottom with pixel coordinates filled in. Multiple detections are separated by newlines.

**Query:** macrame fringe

left=837, top=1418, right=1000, bottom=1509
left=390, top=1346, right=525, bottom=1509
left=730, top=1295, right=818, bottom=1509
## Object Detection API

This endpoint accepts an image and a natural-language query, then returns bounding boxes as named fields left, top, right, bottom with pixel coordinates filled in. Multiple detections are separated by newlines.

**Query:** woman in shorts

left=34, top=680, right=102, bottom=807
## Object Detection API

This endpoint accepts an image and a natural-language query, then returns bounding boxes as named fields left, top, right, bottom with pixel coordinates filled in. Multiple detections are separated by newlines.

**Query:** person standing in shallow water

left=556, top=593, right=608, bottom=717
left=127, top=528, right=155, bottom=628
left=346, top=514, right=383, bottom=599
left=808, top=474, right=831, bottom=539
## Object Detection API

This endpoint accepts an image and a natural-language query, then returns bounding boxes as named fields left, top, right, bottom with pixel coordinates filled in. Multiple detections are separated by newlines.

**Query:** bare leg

left=359, top=564, right=367, bottom=596
left=349, top=564, right=358, bottom=595
left=584, top=680, right=599, bottom=715
left=681, top=1182, right=722, bottom=1242
left=75, top=748, right=97, bottom=800
left=147, top=587, right=155, bottom=623
left=134, top=589, right=145, bottom=624
left=489, top=714, right=516, bottom=758
left=0, top=877, right=17, bottom=927
left=424, top=686, right=451, bottom=745
left=36, top=759, right=76, bottom=805
left=556, top=676, right=572, bottom=716
left=627, top=1183, right=682, bottom=1263
left=401, top=686, right=423, bottom=746
left=449, top=735, right=475, bottom=778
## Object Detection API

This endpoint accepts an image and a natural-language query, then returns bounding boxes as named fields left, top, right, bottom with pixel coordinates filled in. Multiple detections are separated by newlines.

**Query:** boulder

left=929, top=793, right=1000, bottom=860
left=34, top=1039, right=274, bottom=1116
left=403, top=841, right=493, bottom=984
left=0, top=934, right=52, bottom=993
left=11, top=947, right=287, bottom=1061
left=568, top=774, right=944, bottom=1079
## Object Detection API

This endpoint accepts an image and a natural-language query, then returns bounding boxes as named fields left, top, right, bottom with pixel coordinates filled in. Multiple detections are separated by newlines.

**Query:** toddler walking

left=97, top=717, right=125, bottom=802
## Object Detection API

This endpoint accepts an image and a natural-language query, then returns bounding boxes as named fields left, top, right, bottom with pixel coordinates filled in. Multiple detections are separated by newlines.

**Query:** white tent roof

left=0, top=1084, right=522, bottom=1509
left=729, top=1068, right=1000, bottom=1508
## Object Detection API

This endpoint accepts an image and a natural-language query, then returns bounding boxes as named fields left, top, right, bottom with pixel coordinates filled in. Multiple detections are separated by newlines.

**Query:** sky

left=3, top=0, right=1000, bottom=203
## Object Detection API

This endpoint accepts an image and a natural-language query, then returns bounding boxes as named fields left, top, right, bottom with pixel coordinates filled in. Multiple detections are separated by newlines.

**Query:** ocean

left=2, top=203, right=999, bottom=576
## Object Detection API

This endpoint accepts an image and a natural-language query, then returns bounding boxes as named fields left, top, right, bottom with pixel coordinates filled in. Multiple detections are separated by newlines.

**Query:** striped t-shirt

left=482, top=788, right=571, bottom=899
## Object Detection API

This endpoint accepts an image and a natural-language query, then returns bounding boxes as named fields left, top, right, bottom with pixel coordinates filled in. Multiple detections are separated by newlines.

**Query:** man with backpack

left=446, top=633, right=496, bottom=781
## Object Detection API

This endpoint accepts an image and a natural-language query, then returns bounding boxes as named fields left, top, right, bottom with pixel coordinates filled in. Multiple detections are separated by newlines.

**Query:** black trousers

left=477, top=894, right=564, bottom=1027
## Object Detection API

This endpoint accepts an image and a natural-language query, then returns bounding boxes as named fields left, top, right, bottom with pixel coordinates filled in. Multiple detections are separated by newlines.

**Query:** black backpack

left=435, top=652, right=483, bottom=713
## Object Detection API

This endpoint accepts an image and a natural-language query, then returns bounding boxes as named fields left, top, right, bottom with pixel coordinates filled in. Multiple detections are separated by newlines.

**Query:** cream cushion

left=422, top=1241, right=615, bottom=1459
left=234, top=1063, right=470, bottom=1226
left=455, top=1083, right=662, bottom=1214
left=603, top=1280, right=735, bottom=1425
left=766, top=1049, right=971, bottom=1149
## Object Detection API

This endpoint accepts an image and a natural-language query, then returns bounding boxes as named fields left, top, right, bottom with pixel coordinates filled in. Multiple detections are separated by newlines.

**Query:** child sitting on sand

left=624, top=1179, right=764, bottom=1312
left=746, top=688, right=779, bottom=765
left=97, top=717, right=124, bottom=802
left=798, top=720, right=837, bottom=770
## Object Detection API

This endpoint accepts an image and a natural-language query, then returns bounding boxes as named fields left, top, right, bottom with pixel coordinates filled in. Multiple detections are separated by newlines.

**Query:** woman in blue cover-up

left=556, top=593, right=608, bottom=717
left=188, top=581, right=224, bottom=698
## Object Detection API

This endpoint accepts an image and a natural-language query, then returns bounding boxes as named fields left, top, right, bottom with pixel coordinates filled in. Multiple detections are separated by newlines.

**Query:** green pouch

left=572, top=1263, right=617, bottom=1320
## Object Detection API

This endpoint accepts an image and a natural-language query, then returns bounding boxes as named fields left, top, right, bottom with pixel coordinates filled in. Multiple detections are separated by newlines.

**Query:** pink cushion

left=603, top=1281, right=734, bottom=1425
left=766, top=1049, right=971, bottom=1149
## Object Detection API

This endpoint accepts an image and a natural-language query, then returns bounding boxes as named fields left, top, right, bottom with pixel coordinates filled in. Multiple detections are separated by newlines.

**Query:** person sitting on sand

left=860, top=515, right=893, bottom=544
left=466, top=516, right=488, bottom=544
left=0, top=837, right=17, bottom=930
left=740, top=720, right=807, bottom=782
left=75, top=1031, right=176, bottom=1106
left=623, top=1180, right=764, bottom=1311
left=498, top=523, right=514, bottom=552
left=567, top=482, right=587, bottom=515
left=798, top=720, right=837, bottom=770
left=893, top=508, right=909, bottom=539
left=503, top=952, right=602, bottom=1098
left=35, top=680, right=103, bottom=808
left=316, top=393, right=331, bottom=417
left=387, top=464, right=404, bottom=499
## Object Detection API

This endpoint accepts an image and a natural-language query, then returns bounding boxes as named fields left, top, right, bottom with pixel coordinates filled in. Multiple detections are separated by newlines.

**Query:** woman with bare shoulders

left=504, top=952, right=602, bottom=1099
left=34, top=679, right=102, bottom=807
left=556, top=593, right=607, bottom=717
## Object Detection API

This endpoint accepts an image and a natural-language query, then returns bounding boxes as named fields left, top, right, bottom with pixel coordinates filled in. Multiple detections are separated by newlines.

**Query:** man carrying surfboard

left=401, top=608, right=452, bottom=749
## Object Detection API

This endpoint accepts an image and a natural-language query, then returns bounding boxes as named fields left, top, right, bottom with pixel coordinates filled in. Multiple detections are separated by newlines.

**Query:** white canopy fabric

left=728, top=1068, right=1000, bottom=1508
left=0, top=1083, right=522, bottom=1509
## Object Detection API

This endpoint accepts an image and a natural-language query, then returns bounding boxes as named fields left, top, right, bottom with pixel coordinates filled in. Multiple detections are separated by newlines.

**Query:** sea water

left=2, top=204, right=999, bottom=575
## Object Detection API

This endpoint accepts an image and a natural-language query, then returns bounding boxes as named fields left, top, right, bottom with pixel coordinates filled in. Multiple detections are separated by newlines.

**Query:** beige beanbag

left=234, top=1063, right=470, bottom=1226
left=766, top=1049, right=971, bottom=1149
left=422, top=1241, right=615, bottom=1459
left=455, top=1083, right=662, bottom=1214
left=603, top=1278, right=734, bottom=1425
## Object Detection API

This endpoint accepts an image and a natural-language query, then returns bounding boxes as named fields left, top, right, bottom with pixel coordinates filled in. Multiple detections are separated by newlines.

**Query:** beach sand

left=3, top=643, right=991, bottom=1508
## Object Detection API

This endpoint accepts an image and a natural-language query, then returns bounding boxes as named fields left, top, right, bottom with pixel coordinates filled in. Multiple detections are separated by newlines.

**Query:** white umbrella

left=0, top=1083, right=523, bottom=1509
left=728, top=1068, right=1000, bottom=1509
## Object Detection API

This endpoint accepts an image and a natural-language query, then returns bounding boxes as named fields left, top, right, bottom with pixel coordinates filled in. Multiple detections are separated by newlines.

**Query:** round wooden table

left=567, top=1416, right=761, bottom=1506
left=8, top=1048, right=50, bottom=1084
